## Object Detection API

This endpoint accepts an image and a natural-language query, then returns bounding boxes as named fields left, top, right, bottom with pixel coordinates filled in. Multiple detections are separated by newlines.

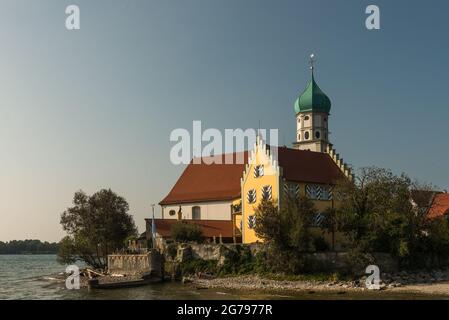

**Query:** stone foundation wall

left=108, top=250, right=163, bottom=278
left=170, top=243, right=399, bottom=274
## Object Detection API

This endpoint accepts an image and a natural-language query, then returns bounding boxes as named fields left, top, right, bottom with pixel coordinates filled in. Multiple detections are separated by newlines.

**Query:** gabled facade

left=239, top=137, right=351, bottom=245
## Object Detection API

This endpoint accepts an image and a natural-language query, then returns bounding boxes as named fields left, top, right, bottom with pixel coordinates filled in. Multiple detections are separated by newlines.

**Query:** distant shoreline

left=0, top=253, right=58, bottom=255
left=0, top=240, right=59, bottom=255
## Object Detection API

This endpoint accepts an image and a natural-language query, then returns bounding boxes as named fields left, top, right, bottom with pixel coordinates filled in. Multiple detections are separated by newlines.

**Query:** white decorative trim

left=241, top=136, right=280, bottom=186
left=325, top=144, right=354, bottom=181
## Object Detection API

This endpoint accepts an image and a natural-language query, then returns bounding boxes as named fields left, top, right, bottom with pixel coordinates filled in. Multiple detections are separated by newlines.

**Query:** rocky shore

left=185, top=268, right=449, bottom=295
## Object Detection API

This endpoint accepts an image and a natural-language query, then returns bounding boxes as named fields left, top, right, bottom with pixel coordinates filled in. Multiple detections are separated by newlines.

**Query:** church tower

left=293, top=54, right=332, bottom=153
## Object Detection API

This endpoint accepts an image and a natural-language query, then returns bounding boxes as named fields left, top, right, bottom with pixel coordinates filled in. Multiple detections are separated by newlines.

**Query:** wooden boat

left=87, top=271, right=163, bottom=290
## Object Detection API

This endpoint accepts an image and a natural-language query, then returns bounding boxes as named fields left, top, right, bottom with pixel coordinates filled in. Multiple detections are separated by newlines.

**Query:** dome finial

left=294, top=53, right=331, bottom=114
left=309, top=53, right=315, bottom=72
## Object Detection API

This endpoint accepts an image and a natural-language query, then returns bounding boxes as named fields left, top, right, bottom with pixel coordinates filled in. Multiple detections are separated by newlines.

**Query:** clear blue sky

left=1, top=0, right=448, bottom=241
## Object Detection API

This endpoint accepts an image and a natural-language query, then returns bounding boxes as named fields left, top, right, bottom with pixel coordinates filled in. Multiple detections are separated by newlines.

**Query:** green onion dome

left=294, top=72, right=331, bottom=114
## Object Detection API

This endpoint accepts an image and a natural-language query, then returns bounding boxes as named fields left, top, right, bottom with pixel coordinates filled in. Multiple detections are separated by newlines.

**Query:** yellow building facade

left=238, top=136, right=351, bottom=247
left=240, top=140, right=281, bottom=244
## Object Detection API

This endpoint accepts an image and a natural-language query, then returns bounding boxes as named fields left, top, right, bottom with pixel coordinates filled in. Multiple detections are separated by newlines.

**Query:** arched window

left=315, top=131, right=320, bottom=139
left=304, top=131, right=310, bottom=140
left=305, top=116, right=310, bottom=121
left=192, top=206, right=201, bottom=220
left=298, top=134, right=301, bottom=141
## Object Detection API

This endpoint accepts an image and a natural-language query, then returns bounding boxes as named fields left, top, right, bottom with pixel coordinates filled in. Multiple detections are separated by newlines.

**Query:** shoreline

left=187, top=275, right=449, bottom=297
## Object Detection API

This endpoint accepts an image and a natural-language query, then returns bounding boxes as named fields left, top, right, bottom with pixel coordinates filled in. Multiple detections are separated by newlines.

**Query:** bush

left=166, top=243, right=178, bottom=260
left=219, top=245, right=255, bottom=275
left=179, top=258, right=217, bottom=275
left=344, top=248, right=375, bottom=275
left=171, top=221, right=204, bottom=243
left=313, top=236, right=329, bottom=252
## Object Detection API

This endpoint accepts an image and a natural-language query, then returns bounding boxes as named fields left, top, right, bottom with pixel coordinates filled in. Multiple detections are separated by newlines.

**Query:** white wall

left=161, top=200, right=233, bottom=220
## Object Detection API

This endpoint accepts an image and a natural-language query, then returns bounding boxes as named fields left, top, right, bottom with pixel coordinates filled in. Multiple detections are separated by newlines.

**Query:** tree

left=254, top=196, right=315, bottom=252
left=253, top=196, right=317, bottom=274
left=253, top=199, right=281, bottom=243
left=334, top=166, right=447, bottom=268
left=58, top=189, right=137, bottom=269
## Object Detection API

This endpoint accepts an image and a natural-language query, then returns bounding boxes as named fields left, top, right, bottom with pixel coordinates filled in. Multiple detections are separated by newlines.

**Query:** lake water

left=0, top=255, right=447, bottom=300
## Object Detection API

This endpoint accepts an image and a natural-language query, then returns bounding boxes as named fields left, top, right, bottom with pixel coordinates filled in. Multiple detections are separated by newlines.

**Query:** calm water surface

left=0, top=255, right=447, bottom=300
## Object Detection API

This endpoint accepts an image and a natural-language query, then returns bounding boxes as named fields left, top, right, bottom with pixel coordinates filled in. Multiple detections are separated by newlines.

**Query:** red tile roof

left=159, top=152, right=248, bottom=205
left=160, top=147, right=346, bottom=205
left=146, top=219, right=234, bottom=238
left=276, top=146, right=345, bottom=184
left=428, top=193, right=449, bottom=219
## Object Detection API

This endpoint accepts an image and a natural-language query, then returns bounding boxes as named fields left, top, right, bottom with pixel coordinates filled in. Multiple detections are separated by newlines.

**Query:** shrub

left=171, top=221, right=204, bottom=243
left=179, top=258, right=217, bottom=275
left=218, top=245, right=255, bottom=275
left=166, top=243, right=178, bottom=260
left=313, top=236, right=329, bottom=252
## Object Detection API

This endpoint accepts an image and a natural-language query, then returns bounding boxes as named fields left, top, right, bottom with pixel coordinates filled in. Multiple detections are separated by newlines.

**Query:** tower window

left=304, top=131, right=310, bottom=140
left=305, top=116, right=310, bottom=121
left=315, top=131, right=320, bottom=139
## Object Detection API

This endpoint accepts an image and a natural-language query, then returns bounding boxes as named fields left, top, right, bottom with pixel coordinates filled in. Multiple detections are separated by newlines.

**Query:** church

left=146, top=57, right=353, bottom=247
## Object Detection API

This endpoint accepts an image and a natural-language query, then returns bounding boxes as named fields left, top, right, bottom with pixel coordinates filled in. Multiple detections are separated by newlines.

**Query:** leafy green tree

left=253, top=199, right=281, bottom=243
left=254, top=197, right=315, bottom=252
left=253, top=196, right=317, bottom=273
left=334, top=166, right=448, bottom=268
left=58, top=189, right=137, bottom=269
